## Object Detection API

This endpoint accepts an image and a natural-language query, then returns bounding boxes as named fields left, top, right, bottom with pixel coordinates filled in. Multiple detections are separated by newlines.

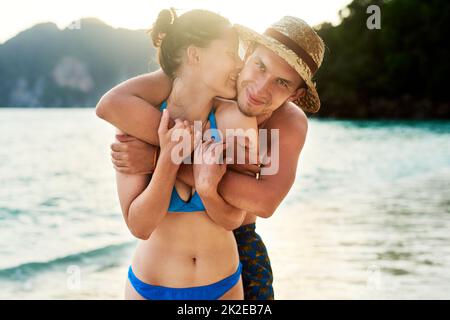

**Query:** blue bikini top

left=159, top=101, right=220, bottom=213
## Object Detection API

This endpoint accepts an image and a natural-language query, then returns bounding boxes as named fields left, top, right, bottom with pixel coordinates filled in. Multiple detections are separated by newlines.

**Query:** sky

left=0, top=0, right=353, bottom=43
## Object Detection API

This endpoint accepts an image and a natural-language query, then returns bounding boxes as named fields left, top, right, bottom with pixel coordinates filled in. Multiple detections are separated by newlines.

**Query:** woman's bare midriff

left=130, top=211, right=240, bottom=288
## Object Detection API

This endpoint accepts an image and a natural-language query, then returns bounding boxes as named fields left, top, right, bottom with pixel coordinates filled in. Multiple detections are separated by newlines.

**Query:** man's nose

left=254, top=77, right=270, bottom=96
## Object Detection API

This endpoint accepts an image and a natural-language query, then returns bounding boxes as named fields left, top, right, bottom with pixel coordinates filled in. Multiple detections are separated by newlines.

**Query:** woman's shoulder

left=213, top=98, right=257, bottom=131
left=213, top=97, right=238, bottom=112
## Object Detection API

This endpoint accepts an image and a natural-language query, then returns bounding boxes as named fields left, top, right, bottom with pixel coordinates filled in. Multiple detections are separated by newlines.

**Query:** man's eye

left=277, top=79, right=288, bottom=88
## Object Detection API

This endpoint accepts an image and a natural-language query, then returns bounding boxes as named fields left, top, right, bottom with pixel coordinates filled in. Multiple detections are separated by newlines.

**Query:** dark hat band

left=264, top=28, right=318, bottom=75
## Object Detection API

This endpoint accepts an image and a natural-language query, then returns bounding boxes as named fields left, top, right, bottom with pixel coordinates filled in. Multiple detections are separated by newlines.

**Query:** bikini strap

left=208, top=108, right=221, bottom=141
left=160, top=101, right=220, bottom=141
left=208, top=108, right=217, bottom=130
left=159, top=100, right=168, bottom=112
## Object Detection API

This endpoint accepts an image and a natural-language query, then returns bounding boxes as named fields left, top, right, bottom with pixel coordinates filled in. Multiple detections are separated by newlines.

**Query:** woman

left=114, top=9, right=257, bottom=300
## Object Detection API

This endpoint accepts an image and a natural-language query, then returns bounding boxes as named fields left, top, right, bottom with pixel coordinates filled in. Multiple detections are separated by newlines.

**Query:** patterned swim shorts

left=233, top=223, right=274, bottom=300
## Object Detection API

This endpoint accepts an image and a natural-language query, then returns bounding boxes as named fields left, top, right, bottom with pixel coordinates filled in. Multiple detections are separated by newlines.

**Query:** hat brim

left=234, top=24, right=320, bottom=113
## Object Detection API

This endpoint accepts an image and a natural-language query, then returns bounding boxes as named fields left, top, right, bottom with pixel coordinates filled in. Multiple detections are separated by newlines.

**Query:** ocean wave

left=0, top=241, right=136, bottom=280
left=0, top=207, right=26, bottom=217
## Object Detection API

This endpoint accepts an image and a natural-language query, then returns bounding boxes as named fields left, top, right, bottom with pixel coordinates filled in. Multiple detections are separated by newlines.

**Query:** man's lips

left=246, top=89, right=264, bottom=106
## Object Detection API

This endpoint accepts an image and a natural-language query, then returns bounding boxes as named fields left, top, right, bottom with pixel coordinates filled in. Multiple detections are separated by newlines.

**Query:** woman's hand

left=193, top=139, right=227, bottom=196
left=158, top=109, right=201, bottom=164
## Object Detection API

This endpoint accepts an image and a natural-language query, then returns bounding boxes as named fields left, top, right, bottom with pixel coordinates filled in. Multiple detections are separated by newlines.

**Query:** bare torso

left=130, top=211, right=240, bottom=287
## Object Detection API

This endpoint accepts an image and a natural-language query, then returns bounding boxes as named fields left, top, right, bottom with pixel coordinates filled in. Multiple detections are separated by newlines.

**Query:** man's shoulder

left=268, top=101, right=308, bottom=135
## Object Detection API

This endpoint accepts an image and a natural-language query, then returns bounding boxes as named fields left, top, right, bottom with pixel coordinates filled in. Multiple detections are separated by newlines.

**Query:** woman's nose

left=235, top=56, right=244, bottom=71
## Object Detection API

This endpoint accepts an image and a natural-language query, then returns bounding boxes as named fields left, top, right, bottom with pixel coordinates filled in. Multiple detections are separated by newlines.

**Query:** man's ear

left=186, top=45, right=201, bottom=65
left=288, top=87, right=306, bottom=102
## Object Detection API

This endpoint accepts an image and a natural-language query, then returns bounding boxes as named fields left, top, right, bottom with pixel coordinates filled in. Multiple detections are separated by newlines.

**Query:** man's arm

left=96, top=69, right=173, bottom=145
left=216, top=103, right=308, bottom=218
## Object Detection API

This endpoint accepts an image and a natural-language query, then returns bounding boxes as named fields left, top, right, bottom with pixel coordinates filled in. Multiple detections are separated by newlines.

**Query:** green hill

left=0, top=18, right=157, bottom=108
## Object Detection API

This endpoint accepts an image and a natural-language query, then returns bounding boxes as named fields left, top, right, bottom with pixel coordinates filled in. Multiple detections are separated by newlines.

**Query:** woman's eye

left=256, top=61, right=265, bottom=71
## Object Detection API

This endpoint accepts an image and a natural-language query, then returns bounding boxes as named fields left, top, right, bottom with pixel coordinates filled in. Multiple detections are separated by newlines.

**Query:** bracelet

left=255, top=164, right=262, bottom=180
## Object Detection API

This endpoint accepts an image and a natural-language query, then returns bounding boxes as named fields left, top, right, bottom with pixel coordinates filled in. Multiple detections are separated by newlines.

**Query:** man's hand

left=111, top=134, right=158, bottom=175
left=223, top=135, right=260, bottom=177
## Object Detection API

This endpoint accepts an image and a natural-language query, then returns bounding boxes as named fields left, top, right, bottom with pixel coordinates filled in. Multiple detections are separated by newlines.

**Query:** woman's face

left=197, top=28, right=243, bottom=99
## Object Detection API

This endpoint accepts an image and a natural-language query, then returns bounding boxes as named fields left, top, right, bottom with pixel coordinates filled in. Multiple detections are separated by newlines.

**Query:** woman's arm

left=194, top=140, right=246, bottom=231
left=116, top=151, right=177, bottom=240
left=96, top=69, right=173, bottom=145
left=200, top=189, right=246, bottom=231
left=116, top=111, right=185, bottom=240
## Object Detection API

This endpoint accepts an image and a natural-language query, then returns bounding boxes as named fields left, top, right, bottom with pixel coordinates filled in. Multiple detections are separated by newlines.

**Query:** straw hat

left=235, top=16, right=325, bottom=113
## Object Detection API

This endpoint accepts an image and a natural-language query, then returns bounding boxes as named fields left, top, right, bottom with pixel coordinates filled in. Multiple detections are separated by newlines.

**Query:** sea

left=0, top=108, right=449, bottom=299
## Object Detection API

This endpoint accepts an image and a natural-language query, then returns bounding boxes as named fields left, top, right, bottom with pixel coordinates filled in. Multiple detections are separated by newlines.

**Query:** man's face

left=236, top=45, right=305, bottom=118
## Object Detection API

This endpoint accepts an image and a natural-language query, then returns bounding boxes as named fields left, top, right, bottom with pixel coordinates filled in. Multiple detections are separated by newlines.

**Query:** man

left=96, top=16, right=325, bottom=300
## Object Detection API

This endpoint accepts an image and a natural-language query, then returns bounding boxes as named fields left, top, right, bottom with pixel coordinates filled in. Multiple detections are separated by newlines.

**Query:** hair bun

left=150, top=8, right=177, bottom=47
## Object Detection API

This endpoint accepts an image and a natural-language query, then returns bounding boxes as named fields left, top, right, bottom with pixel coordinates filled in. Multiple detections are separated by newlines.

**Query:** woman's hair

left=149, top=8, right=231, bottom=79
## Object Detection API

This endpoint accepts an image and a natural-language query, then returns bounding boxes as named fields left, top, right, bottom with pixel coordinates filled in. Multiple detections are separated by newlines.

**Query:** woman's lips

left=246, top=90, right=264, bottom=106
